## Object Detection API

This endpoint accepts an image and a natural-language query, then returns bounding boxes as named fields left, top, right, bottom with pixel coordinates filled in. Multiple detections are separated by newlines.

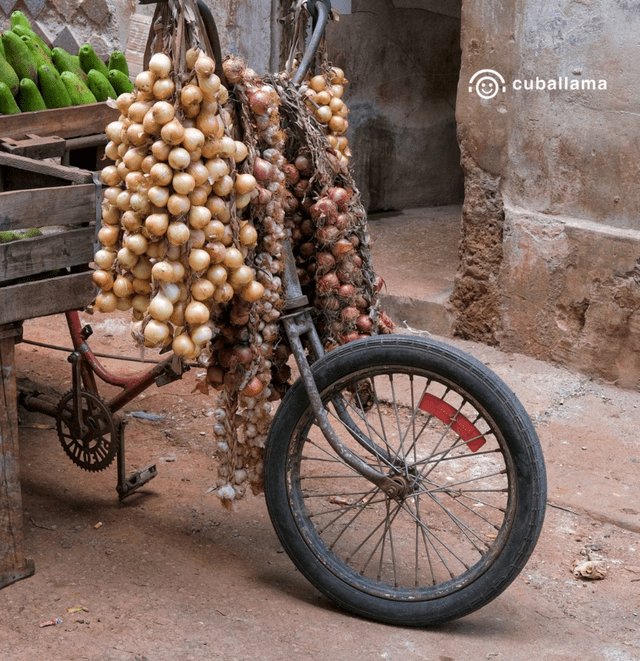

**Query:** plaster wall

left=326, top=0, right=464, bottom=212
left=453, top=0, right=640, bottom=387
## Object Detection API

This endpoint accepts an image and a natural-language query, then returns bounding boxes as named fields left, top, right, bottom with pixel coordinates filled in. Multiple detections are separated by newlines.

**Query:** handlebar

left=291, top=0, right=332, bottom=85
left=138, top=0, right=332, bottom=87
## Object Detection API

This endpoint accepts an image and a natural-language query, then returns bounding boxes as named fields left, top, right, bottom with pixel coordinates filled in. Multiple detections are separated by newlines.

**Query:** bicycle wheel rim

left=283, top=364, right=518, bottom=602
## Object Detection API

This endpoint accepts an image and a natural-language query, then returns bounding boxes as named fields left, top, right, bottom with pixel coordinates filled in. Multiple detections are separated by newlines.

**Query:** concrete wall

left=452, top=0, right=640, bottom=388
left=327, top=0, right=464, bottom=212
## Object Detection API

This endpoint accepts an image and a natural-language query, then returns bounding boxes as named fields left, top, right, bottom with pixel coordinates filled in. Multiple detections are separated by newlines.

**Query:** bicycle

left=20, top=0, right=547, bottom=627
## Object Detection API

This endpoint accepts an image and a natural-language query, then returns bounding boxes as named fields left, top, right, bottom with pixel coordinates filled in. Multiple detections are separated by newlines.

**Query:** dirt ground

left=2, top=310, right=640, bottom=661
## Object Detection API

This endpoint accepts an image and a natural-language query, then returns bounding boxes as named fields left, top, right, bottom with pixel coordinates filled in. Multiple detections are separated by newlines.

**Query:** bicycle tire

left=264, top=335, right=546, bottom=626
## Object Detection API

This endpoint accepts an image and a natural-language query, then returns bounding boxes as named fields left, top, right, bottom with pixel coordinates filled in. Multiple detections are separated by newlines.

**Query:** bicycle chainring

left=55, top=390, right=119, bottom=472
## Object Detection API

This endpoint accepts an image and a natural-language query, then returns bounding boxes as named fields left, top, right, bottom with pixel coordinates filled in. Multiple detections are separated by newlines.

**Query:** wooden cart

left=0, top=103, right=117, bottom=588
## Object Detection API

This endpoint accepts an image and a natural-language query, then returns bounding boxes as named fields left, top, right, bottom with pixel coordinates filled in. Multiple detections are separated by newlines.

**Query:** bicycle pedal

left=117, top=463, right=158, bottom=500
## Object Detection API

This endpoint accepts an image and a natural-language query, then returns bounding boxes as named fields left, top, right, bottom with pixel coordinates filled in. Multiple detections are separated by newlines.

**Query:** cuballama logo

left=469, top=69, right=607, bottom=99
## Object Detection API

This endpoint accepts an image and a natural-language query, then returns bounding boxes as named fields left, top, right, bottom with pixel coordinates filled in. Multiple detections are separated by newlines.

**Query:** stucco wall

left=453, top=0, right=640, bottom=388
left=327, top=0, right=464, bottom=212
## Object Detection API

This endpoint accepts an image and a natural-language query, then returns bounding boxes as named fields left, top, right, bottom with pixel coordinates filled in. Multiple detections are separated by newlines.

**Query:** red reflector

left=418, top=393, right=486, bottom=452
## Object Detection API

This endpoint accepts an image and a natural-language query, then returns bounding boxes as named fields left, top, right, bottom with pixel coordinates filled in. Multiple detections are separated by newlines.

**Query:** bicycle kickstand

left=116, top=418, right=158, bottom=500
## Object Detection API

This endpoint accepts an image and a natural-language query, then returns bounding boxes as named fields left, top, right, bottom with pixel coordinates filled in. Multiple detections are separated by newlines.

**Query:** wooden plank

left=0, top=152, right=94, bottom=186
left=0, top=183, right=96, bottom=232
left=0, top=323, right=35, bottom=588
left=0, top=103, right=119, bottom=141
left=0, top=227, right=95, bottom=283
left=0, top=271, right=95, bottom=325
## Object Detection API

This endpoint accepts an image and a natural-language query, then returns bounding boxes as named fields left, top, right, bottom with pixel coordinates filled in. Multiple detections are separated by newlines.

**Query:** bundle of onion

left=94, top=49, right=265, bottom=363
left=302, top=67, right=351, bottom=167
left=207, top=56, right=291, bottom=507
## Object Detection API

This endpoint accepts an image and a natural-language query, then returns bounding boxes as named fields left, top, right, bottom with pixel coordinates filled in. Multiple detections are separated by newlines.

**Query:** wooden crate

left=0, top=151, right=98, bottom=325
left=0, top=102, right=119, bottom=170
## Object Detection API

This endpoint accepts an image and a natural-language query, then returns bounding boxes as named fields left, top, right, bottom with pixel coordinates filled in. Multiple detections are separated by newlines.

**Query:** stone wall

left=0, top=0, right=272, bottom=72
left=453, top=0, right=640, bottom=388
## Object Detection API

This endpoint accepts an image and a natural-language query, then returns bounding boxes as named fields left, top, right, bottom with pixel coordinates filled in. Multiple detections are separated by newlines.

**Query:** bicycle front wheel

left=264, top=335, right=546, bottom=626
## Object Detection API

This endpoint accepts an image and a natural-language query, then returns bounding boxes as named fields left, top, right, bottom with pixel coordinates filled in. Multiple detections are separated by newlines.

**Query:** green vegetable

left=78, top=44, right=109, bottom=79
left=108, top=50, right=129, bottom=77
left=2, top=30, right=37, bottom=83
left=0, top=54, right=19, bottom=96
left=11, top=24, right=53, bottom=60
left=61, top=71, right=97, bottom=105
left=0, top=81, right=20, bottom=113
left=10, top=10, right=31, bottom=31
left=86, top=69, right=117, bottom=101
left=20, top=34, right=54, bottom=74
left=17, top=77, right=46, bottom=112
left=51, top=47, right=88, bottom=82
left=38, top=65, right=72, bottom=108
left=108, top=69, right=133, bottom=95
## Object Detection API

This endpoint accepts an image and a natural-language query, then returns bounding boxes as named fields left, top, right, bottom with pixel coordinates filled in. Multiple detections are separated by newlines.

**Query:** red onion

left=327, top=186, right=350, bottom=208
left=374, top=275, right=385, bottom=292
left=316, top=225, right=341, bottom=244
left=232, top=344, right=254, bottom=365
left=253, top=157, right=275, bottom=181
left=379, top=311, right=395, bottom=331
left=282, top=191, right=299, bottom=214
left=331, top=238, right=354, bottom=258
left=316, top=251, right=336, bottom=272
left=248, top=90, right=271, bottom=114
left=340, top=306, right=359, bottom=323
left=340, top=331, right=360, bottom=345
left=300, top=218, right=315, bottom=236
left=310, top=198, right=337, bottom=220
left=334, top=213, right=350, bottom=231
left=356, top=314, right=373, bottom=332
left=293, top=178, right=311, bottom=198
left=318, top=273, right=341, bottom=294
left=338, top=283, right=356, bottom=298
left=295, top=154, right=312, bottom=175
left=282, top=163, right=300, bottom=186
left=299, top=242, right=316, bottom=258
left=354, top=294, right=369, bottom=311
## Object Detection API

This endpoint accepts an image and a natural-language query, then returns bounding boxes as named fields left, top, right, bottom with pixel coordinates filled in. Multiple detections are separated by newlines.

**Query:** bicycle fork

left=280, top=241, right=407, bottom=499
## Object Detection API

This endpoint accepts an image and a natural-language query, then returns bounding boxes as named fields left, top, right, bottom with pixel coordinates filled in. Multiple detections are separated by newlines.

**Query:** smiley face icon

left=468, top=69, right=506, bottom=100
left=475, top=75, right=500, bottom=100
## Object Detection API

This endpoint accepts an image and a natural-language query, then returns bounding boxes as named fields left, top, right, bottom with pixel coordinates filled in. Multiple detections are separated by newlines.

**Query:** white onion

left=160, top=282, right=180, bottom=304
left=112, top=275, right=134, bottom=298
left=213, top=174, right=234, bottom=197
left=168, top=147, right=191, bottom=170
left=147, top=185, right=170, bottom=207
left=167, top=194, right=191, bottom=216
left=95, top=249, right=116, bottom=270
left=190, top=323, right=214, bottom=345
left=188, top=248, right=211, bottom=272
left=149, top=292, right=174, bottom=321
left=189, top=205, right=212, bottom=229
left=145, top=212, right=169, bottom=236
left=166, top=221, right=190, bottom=246
left=172, top=332, right=196, bottom=357
left=172, top=171, right=196, bottom=195
left=153, top=77, right=175, bottom=100
left=182, top=127, right=205, bottom=153
left=184, top=300, right=210, bottom=325
left=151, top=260, right=175, bottom=282
left=191, top=277, right=215, bottom=301
left=95, top=290, right=118, bottom=313
left=161, top=118, right=185, bottom=145
left=144, top=319, right=170, bottom=346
